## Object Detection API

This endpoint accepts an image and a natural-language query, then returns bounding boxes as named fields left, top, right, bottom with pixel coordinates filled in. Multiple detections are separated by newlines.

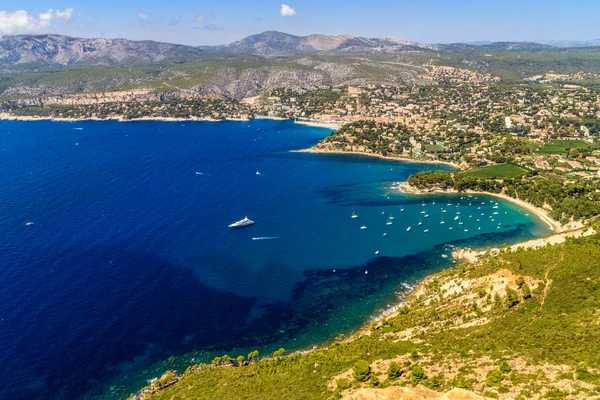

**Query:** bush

left=430, top=374, right=443, bottom=388
left=499, top=360, right=512, bottom=373
left=353, top=360, right=371, bottom=382
left=486, top=369, right=503, bottom=387
left=505, top=287, right=520, bottom=308
left=387, top=362, right=402, bottom=379
left=370, top=374, right=380, bottom=387
left=410, top=365, right=427, bottom=385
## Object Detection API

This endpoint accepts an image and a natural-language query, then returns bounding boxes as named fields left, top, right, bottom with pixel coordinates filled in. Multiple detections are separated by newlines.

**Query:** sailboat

left=440, top=215, right=445, bottom=224
left=432, top=200, right=435, bottom=205
left=400, top=206, right=404, bottom=212
left=388, top=213, right=395, bottom=220
left=454, top=215, right=459, bottom=221
left=351, top=210, right=358, bottom=219
left=458, top=217, right=463, bottom=225
left=406, top=226, right=411, bottom=232
left=424, top=229, right=429, bottom=233
left=418, top=217, right=422, bottom=226
left=383, top=230, right=388, bottom=236
left=386, top=220, right=393, bottom=226
left=25, top=218, right=34, bottom=226
left=360, top=226, right=367, bottom=230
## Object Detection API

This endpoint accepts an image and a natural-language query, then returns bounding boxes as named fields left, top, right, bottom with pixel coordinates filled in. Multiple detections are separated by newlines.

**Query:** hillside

left=135, top=230, right=600, bottom=399
left=0, top=35, right=205, bottom=70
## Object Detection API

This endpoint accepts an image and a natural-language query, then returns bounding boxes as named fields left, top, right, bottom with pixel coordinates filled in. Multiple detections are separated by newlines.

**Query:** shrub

left=410, top=365, right=427, bottom=385
left=499, top=360, right=512, bottom=373
left=388, top=362, right=402, bottom=379
left=505, top=287, right=520, bottom=308
left=486, top=369, right=503, bottom=387
left=353, top=360, right=371, bottom=382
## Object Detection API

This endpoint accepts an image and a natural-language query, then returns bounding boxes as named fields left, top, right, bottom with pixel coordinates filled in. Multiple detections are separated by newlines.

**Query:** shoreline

left=0, top=113, right=346, bottom=129
left=297, top=147, right=459, bottom=168
left=398, top=182, right=564, bottom=233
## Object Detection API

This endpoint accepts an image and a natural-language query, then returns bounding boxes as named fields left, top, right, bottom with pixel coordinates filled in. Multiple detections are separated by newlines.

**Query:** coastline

left=297, top=147, right=459, bottom=168
left=398, top=181, right=564, bottom=233
left=0, top=113, right=345, bottom=128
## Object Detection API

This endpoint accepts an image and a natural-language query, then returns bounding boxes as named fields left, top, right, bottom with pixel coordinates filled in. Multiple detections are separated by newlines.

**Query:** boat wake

left=252, top=236, right=279, bottom=241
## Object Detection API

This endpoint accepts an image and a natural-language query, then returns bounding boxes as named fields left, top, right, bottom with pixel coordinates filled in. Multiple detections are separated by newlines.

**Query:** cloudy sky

left=0, top=0, right=599, bottom=45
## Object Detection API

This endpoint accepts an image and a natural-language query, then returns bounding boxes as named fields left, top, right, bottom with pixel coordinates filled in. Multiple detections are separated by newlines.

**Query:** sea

left=0, top=119, right=552, bottom=399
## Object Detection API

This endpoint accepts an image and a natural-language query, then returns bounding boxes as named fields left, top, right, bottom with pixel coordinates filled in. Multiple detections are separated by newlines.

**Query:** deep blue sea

left=0, top=119, right=551, bottom=399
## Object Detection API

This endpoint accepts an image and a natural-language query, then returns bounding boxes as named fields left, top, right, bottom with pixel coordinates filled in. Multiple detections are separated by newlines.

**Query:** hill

left=135, top=231, right=600, bottom=400
left=0, top=34, right=205, bottom=70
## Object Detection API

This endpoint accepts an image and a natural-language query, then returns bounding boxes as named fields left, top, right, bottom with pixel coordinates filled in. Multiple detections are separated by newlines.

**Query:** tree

left=272, top=348, right=285, bottom=358
left=505, top=287, right=519, bottom=308
left=516, top=276, right=525, bottom=288
left=499, top=360, right=512, bottom=373
left=247, top=350, right=259, bottom=363
left=211, top=356, right=221, bottom=366
left=431, top=374, right=443, bottom=388
left=370, top=374, right=380, bottom=387
left=521, top=284, right=532, bottom=299
left=236, top=355, right=246, bottom=366
left=353, top=360, right=371, bottom=382
left=410, top=365, right=427, bottom=385
left=486, top=369, right=503, bottom=387
left=387, top=362, right=402, bottom=379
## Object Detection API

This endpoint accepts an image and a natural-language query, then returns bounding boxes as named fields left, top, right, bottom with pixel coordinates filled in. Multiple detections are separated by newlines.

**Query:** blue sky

left=0, top=0, right=599, bottom=45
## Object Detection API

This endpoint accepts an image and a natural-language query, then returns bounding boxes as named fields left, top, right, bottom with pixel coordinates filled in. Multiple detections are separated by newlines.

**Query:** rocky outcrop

left=344, top=386, right=490, bottom=400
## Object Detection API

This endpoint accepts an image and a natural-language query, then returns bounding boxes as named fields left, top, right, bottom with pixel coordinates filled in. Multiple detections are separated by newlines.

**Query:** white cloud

left=280, top=4, right=297, bottom=17
left=137, top=12, right=148, bottom=20
left=55, top=8, right=74, bottom=21
left=195, top=14, right=206, bottom=24
left=0, top=8, right=74, bottom=34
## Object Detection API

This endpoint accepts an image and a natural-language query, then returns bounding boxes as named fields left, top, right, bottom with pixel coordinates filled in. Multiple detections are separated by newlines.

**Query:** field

left=537, top=139, right=598, bottom=154
left=461, top=163, right=526, bottom=178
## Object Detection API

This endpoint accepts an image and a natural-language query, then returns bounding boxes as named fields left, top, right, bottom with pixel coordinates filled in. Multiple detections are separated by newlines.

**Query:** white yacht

left=229, top=217, right=254, bottom=229
left=351, top=210, right=358, bottom=219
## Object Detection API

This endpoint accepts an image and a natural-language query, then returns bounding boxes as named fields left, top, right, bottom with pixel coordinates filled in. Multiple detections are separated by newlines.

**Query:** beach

left=298, top=147, right=459, bottom=168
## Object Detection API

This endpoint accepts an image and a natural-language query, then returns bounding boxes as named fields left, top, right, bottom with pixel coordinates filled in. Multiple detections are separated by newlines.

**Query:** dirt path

left=539, top=254, right=564, bottom=311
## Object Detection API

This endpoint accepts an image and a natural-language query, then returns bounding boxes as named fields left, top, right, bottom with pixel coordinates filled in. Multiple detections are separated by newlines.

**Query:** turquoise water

left=0, top=119, right=551, bottom=399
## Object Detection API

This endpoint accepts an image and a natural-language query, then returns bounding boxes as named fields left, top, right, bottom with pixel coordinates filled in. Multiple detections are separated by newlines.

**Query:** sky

left=0, top=0, right=599, bottom=46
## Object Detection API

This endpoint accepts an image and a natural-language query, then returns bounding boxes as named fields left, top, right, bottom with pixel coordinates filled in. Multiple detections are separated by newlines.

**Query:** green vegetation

left=139, top=232, right=600, bottom=400
left=461, top=164, right=527, bottom=179
left=537, top=139, right=600, bottom=155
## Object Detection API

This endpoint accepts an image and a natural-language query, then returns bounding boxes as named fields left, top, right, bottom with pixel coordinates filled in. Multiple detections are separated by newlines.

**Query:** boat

left=454, top=216, right=459, bottom=221
left=422, top=201, right=425, bottom=206
left=400, top=207, right=404, bottom=212
left=493, top=211, right=499, bottom=215
left=256, top=170, right=261, bottom=176
left=229, top=217, right=254, bottom=229
left=25, top=219, right=34, bottom=226
left=386, top=221, right=393, bottom=226
left=442, top=209, right=447, bottom=213
left=252, top=236, right=278, bottom=240
left=375, top=250, right=380, bottom=255
left=420, top=210, right=425, bottom=214
left=406, top=226, right=411, bottom=232
left=440, top=215, right=445, bottom=224
left=351, top=210, right=358, bottom=219
left=432, top=200, right=435, bottom=205
left=360, top=226, right=367, bottom=230
left=464, top=229, right=468, bottom=232
left=388, top=213, right=395, bottom=220
left=424, top=229, right=429, bottom=233
left=382, top=211, right=385, bottom=215
left=383, top=231, right=388, bottom=236
left=441, top=254, right=448, bottom=259
left=418, top=218, right=422, bottom=226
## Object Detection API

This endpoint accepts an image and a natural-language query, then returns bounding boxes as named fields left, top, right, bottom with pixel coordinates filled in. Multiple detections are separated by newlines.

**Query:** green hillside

left=139, top=231, right=600, bottom=400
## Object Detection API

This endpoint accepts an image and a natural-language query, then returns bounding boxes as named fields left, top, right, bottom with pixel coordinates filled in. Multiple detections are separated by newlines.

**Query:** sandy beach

left=298, top=147, right=459, bottom=168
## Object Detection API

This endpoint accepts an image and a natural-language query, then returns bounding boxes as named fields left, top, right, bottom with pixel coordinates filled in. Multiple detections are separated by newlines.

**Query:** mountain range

left=3, top=31, right=600, bottom=70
